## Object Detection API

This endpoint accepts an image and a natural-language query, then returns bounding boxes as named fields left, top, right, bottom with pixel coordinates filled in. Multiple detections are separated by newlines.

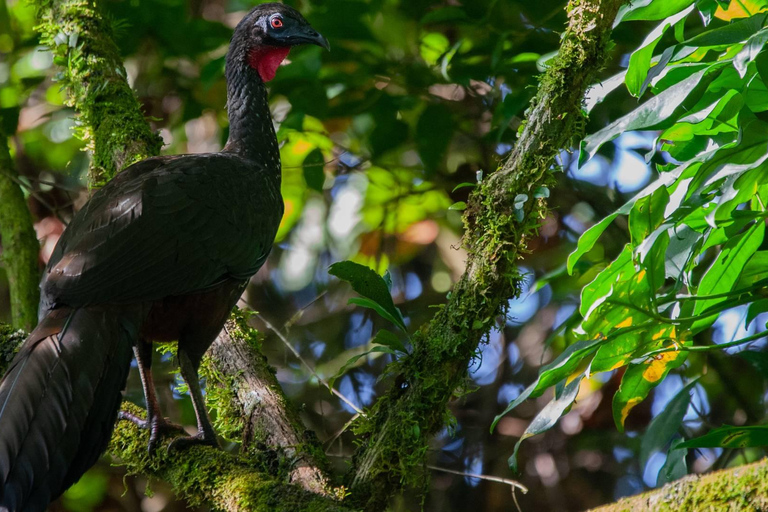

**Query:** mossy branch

left=347, top=0, right=626, bottom=508
left=110, top=403, right=351, bottom=512
left=0, top=124, right=39, bottom=331
left=36, top=0, right=163, bottom=187
left=589, top=458, right=768, bottom=512
left=204, top=311, right=333, bottom=495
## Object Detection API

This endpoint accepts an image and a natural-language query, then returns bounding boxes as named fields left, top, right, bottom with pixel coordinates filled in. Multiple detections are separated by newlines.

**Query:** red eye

left=271, top=17, right=283, bottom=29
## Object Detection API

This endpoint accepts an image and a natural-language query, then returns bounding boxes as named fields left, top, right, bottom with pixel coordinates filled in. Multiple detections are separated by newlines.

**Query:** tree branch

left=589, top=458, right=768, bottom=511
left=111, top=403, right=349, bottom=512
left=205, top=311, right=332, bottom=495
left=36, top=0, right=163, bottom=187
left=0, top=123, right=39, bottom=331
left=347, top=0, right=626, bottom=508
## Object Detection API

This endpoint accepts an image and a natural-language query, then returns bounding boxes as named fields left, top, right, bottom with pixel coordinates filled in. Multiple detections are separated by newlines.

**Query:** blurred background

left=0, top=0, right=756, bottom=510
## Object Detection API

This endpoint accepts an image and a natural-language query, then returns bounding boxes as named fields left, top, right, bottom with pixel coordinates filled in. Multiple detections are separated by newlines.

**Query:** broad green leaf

left=591, top=325, right=678, bottom=373
left=693, top=221, right=765, bottom=330
left=677, top=425, right=768, bottom=448
left=580, top=69, right=709, bottom=163
left=329, top=261, right=407, bottom=332
left=640, top=379, right=698, bottom=468
left=616, top=0, right=695, bottom=25
left=629, top=187, right=671, bottom=246
left=508, top=375, right=583, bottom=471
left=492, top=337, right=606, bottom=430
left=684, top=12, right=768, bottom=47
left=626, top=7, right=695, bottom=97
left=658, top=447, right=688, bottom=485
left=612, top=349, right=689, bottom=431
left=735, top=28, right=768, bottom=77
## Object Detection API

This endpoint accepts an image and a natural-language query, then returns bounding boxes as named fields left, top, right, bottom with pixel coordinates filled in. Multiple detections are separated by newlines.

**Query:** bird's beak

left=296, top=30, right=330, bottom=51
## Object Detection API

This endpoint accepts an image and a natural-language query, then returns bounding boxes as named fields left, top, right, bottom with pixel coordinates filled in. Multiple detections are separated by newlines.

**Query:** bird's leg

left=167, top=349, right=220, bottom=451
left=118, top=339, right=184, bottom=452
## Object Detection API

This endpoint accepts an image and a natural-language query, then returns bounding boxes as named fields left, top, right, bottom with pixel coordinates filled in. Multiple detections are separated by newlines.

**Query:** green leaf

left=735, top=28, right=768, bottom=77
left=629, top=187, right=671, bottom=246
left=658, top=447, right=688, bottom=485
left=372, top=328, right=408, bottom=354
left=626, top=7, right=695, bottom=97
left=677, top=425, right=768, bottom=449
left=448, top=201, right=467, bottom=211
left=492, top=337, right=606, bottom=430
left=452, top=182, right=476, bottom=192
left=581, top=68, right=710, bottom=164
left=612, top=349, right=689, bottom=431
left=508, top=375, right=583, bottom=472
left=329, top=261, right=407, bottom=332
left=616, top=0, right=695, bottom=24
left=303, top=149, right=326, bottom=192
left=693, top=221, right=765, bottom=330
left=684, top=12, right=768, bottom=47
left=640, top=379, right=698, bottom=468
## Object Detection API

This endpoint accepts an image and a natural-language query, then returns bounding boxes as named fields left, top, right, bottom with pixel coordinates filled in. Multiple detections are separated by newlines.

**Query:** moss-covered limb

left=35, top=0, right=163, bottom=187
left=109, top=403, right=352, bottom=512
left=204, top=310, right=334, bottom=496
left=0, top=127, right=39, bottom=331
left=589, top=458, right=768, bottom=512
left=347, top=0, right=625, bottom=508
left=0, top=324, right=26, bottom=375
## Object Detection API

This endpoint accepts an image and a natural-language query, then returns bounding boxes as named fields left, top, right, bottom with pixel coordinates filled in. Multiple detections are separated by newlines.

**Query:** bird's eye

left=270, top=16, right=283, bottom=29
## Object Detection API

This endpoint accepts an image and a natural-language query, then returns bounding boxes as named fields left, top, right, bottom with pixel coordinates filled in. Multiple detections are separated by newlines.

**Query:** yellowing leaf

left=716, top=0, right=768, bottom=20
left=642, top=351, right=680, bottom=383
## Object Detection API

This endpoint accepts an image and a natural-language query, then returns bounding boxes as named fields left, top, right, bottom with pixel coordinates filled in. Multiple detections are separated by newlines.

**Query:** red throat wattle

left=248, top=47, right=291, bottom=82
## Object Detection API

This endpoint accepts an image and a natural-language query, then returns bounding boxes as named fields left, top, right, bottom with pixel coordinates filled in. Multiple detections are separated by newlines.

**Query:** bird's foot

left=118, top=411, right=186, bottom=453
left=167, top=431, right=220, bottom=453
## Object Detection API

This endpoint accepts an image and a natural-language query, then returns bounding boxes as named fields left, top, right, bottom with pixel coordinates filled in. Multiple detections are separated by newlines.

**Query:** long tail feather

left=0, top=306, right=140, bottom=512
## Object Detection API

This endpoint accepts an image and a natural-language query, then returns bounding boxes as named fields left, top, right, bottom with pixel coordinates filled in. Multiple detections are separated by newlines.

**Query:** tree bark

left=347, top=0, right=627, bottom=508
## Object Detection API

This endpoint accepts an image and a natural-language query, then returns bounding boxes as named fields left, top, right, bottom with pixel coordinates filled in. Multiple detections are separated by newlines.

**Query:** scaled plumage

left=0, top=4, right=327, bottom=510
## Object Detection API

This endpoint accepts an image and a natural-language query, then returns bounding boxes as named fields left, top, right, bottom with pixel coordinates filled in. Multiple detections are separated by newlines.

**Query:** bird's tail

left=0, top=306, right=141, bottom=512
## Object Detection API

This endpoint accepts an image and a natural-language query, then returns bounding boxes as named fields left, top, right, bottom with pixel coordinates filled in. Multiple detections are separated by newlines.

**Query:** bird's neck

left=222, top=55, right=280, bottom=169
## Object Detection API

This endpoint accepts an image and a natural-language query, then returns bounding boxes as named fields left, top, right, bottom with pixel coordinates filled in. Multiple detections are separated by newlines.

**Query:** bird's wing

left=41, top=154, right=279, bottom=310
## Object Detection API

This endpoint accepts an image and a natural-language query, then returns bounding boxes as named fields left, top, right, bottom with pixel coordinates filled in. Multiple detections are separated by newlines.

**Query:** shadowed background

left=0, top=0, right=759, bottom=510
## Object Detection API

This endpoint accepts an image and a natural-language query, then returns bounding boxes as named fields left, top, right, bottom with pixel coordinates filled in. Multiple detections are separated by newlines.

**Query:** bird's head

left=231, top=3, right=329, bottom=82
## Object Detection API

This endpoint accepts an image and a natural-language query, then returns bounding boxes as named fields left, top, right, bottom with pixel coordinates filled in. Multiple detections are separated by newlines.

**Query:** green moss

left=109, top=403, right=352, bottom=512
left=36, top=0, right=163, bottom=186
left=0, top=323, right=26, bottom=375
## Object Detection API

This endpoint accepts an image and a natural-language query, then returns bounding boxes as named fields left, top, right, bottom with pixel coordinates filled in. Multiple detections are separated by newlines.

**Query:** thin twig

left=426, top=464, right=528, bottom=493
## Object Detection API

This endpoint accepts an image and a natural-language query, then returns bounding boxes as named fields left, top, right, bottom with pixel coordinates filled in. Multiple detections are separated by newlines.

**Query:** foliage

left=496, top=0, right=768, bottom=490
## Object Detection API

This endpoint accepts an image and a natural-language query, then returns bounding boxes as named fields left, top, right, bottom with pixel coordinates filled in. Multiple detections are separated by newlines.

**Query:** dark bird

left=0, top=4, right=328, bottom=511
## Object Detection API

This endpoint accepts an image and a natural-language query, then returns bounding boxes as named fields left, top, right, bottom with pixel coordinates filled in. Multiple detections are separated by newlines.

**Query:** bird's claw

left=167, top=432, right=220, bottom=453
left=118, top=411, right=186, bottom=453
